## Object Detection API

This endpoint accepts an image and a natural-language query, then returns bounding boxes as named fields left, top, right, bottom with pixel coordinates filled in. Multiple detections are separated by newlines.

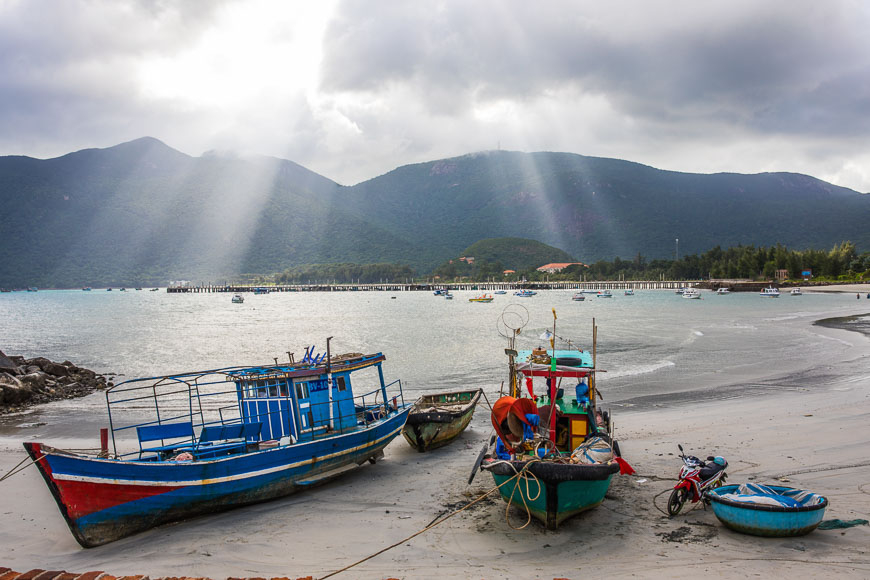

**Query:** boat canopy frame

left=104, top=353, right=406, bottom=460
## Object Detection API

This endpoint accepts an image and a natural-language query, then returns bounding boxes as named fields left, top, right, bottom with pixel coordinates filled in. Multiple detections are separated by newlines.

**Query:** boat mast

left=508, top=328, right=519, bottom=398
left=549, top=308, right=557, bottom=443
left=590, top=318, right=597, bottom=409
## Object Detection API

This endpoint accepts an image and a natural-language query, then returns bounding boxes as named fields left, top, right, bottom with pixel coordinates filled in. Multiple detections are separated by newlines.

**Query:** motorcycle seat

left=699, top=462, right=725, bottom=480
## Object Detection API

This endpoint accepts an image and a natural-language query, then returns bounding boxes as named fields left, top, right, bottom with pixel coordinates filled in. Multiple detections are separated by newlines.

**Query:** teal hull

left=485, top=459, right=618, bottom=529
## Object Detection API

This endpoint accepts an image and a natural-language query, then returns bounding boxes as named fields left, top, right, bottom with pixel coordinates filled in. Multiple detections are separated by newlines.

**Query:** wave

left=608, top=359, right=676, bottom=378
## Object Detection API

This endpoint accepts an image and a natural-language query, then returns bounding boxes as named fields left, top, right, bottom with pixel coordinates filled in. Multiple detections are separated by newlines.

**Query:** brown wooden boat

left=402, top=389, right=483, bottom=452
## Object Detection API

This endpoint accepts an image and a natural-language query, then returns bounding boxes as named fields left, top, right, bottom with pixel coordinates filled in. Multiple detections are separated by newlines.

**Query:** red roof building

left=536, top=262, right=587, bottom=273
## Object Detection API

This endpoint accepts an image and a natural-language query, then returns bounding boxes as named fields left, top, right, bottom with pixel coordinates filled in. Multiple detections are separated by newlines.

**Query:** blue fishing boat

left=706, top=484, right=828, bottom=537
left=24, top=344, right=410, bottom=547
left=514, top=289, right=537, bottom=297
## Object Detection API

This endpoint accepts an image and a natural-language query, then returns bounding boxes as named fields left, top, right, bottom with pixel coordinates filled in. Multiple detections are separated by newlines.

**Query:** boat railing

left=104, top=361, right=406, bottom=458
left=106, top=370, right=241, bottom=459
left=353, top=379, right=406, bottom=427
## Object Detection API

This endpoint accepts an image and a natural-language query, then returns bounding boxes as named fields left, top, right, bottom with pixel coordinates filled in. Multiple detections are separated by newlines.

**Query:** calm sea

left=2, top=288, right=869, bottom=434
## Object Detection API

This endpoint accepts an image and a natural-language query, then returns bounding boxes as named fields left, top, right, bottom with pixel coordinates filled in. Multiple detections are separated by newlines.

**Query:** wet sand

left=1, top=304, right=869, bottom=578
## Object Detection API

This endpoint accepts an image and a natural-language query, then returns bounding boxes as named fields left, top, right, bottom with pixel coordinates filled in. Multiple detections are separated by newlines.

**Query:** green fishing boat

left=403, top=389, right=482, bottom=452
left=477, top=309, right=633, bottom=529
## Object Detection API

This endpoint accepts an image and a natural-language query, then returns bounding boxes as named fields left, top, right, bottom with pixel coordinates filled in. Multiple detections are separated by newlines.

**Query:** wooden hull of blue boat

left=24, top=407, right=410, bottom=548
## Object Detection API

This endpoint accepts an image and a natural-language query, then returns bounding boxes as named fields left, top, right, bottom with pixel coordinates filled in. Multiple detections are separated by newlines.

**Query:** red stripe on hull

left=56, top=479, right=183, bottom=519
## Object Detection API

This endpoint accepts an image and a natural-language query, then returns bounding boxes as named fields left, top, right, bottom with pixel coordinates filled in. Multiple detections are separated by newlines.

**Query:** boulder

left=0, top=350, right=18, bottom=375
left=0, top=372, right=31, bottom=405
left=28, top=357, right=53, bottom=372
left=19, top=372, right=48, bottom=392
left=44, top=362, right=70, bottom=377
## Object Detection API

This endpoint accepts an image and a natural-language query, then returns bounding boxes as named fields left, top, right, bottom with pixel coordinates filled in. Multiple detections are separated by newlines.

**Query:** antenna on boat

left=591, top=318, right=597, bottom=409
left=497, top=304, right=528, bottom=398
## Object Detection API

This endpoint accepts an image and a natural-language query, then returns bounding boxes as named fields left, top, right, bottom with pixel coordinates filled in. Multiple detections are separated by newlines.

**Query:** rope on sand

left=651, top=486, right=706, bottom=517
left=318, top=462, right=539, bottom=579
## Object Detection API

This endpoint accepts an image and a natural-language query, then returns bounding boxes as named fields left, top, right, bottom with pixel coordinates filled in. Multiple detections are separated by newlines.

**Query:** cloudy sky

left=2, top=0, right=870, bottom=191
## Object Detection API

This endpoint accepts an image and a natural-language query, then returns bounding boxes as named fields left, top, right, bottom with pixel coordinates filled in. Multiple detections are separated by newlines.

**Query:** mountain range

left=1, top=137, right=868, bottom=287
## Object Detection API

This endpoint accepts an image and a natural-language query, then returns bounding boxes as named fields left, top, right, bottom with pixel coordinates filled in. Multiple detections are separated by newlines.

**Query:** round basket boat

left=706, top=484, right=828, bottom=537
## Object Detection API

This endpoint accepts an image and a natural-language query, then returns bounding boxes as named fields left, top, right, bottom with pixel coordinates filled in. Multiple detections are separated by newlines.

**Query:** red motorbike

left=667, top=444, right=728, bottom=516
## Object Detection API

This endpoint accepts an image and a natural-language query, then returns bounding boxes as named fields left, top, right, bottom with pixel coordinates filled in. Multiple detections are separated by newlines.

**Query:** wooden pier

left=166, top=280, right=701, bottom=293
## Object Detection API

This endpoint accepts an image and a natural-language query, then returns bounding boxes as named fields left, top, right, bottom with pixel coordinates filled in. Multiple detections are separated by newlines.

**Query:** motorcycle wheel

left=667, top=488, right=689, bottom=516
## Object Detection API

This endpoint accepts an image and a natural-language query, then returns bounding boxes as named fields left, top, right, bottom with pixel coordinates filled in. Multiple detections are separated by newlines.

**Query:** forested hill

left=1, top=138, right=868, bottom=287
left=340, top=151, right=870, bottom=267
left=0, top=138, right=427, bottom=287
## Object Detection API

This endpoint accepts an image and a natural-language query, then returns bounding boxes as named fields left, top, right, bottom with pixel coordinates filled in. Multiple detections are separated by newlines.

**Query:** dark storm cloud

left=321, top=1, right=870, bottom=135
left=1, top=0, right=870, bottom=190
left=0, top=0, right=234, bottom=152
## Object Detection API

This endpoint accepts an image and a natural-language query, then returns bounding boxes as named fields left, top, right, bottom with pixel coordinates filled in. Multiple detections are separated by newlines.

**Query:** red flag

left=615, top=456, right=636, bottom=475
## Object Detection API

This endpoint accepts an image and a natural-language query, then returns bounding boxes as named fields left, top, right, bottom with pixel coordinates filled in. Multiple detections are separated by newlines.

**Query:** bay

left=2, top=288, right=867, bottom=438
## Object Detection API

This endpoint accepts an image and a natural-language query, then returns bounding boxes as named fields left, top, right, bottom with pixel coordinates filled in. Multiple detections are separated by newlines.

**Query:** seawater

left=2, top=288, right=868, bottom=434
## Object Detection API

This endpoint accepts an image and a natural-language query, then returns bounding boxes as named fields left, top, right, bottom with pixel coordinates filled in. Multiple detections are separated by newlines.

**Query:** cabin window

left=279, top=380, right=290, bottom=397
left=268, top=378, right=279, bottom=397
left=296, top=382, right=309, bottom=399
left=336, top=376, right=347, bottom=392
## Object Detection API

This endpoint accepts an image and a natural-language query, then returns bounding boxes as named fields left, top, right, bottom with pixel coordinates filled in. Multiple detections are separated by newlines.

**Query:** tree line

left=528, top=242, right=867, bottom=282
left=258, top=242, right=868, bottom=284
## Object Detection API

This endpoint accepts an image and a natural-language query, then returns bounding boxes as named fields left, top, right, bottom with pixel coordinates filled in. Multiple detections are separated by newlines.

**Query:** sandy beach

left=1, top=291, right=869, bottom=579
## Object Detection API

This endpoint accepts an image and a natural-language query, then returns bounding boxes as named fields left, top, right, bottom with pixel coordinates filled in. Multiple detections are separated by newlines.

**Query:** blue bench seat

left=193, top=421, right=262, bottom=459
left=136, top=421, right=195, bottom=459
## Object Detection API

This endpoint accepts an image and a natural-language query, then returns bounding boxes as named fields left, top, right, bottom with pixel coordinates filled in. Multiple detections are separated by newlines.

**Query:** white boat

left=790, top=288, right=802, bottom=296
left=444, top=293, right=454, bottom=300
left=231, top=294, right=244, bottom=303
left=760, top=287, right=780, bottom=298
left=675, top=287, right=687, bottom=294
left=596, top=290, right=613, bottom=298
left=682, top=288, right=701, bottom=299
left=624, top=289, right=634, bottom=296
left=572, top=293, right=586, bottom=301
left=716, top=288, right=730, bottom=295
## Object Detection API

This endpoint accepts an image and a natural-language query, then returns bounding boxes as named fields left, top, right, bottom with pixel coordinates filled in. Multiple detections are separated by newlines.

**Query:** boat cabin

left=514, top=348, right=605, bottom=453
left=105, top=351, right=401, bottom=460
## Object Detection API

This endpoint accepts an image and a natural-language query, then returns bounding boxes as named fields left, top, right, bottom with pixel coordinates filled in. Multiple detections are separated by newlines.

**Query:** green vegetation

left=437, top=241, right=868, bottom=283
left=273, top=263, right=415, bottom=284
left=431, top=237, right=575, bottom=281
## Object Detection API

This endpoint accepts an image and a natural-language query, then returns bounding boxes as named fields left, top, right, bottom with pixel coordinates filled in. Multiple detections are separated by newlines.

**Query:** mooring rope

left=0, top=447, right=102, bottom=484
left=318, top=460, right=540, bottom=579
left=0, top=454, right=35, bottom=483
left=499, top=457, right=543, bottom=530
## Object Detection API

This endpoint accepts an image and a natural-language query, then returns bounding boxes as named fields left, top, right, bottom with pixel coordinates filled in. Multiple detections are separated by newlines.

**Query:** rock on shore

left=0, top=349, right=110, bottom=413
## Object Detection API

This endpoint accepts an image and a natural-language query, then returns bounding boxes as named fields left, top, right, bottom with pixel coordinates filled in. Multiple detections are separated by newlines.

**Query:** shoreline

left=0, top=308, right=868, bottom=578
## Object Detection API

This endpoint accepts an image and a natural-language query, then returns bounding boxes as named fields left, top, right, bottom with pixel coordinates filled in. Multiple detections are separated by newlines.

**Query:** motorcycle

left=667, top=444, right=728, bottom=516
